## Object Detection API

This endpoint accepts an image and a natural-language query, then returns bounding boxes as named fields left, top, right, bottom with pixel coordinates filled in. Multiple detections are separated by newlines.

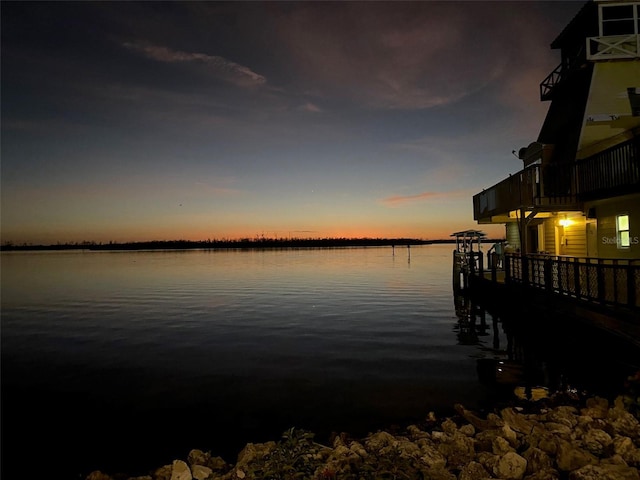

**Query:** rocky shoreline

left=86, top=393, right=640, bottom=480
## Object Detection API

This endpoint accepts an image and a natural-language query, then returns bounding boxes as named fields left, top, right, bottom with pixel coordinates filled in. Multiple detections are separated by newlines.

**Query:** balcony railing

left=503, top=254, right=640, bottom=310
left=576, top=137, right=640, bottom=199
left=540, top=63, right=564, bottom=102
left=587, top=34, right=640, bottom=60
left=473, top=163, right=576, bottom=220
left=473, top=138, right=640, bottom=221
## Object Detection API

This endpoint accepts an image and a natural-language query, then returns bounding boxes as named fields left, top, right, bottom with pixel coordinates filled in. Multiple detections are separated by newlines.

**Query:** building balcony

left=587, top=34, right=640, bottom=60
left=473, top=163, right=577, bottom=223
left=473, top=138, right=640, bottom=222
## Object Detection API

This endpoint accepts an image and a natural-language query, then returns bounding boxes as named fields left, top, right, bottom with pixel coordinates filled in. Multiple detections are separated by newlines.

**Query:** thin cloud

left=382, top=190, right=468, bottom=207
left=122, top=42, right=266, bottom=88
left=271, top=3, right=561, bottom=111
left=298, top=102, right=323, bottom=113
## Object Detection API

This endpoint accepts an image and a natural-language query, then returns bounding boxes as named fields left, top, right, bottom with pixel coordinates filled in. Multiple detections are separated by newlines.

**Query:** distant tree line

left=0, top=237, right=504, bottom=252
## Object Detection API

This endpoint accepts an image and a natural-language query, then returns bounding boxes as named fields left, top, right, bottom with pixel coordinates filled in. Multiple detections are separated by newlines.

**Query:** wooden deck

left=467, top=266, right=640, bottom=349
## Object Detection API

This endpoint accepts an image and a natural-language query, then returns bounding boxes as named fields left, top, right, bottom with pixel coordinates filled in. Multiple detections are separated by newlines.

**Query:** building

left=473, top=0, right=640, bottom=260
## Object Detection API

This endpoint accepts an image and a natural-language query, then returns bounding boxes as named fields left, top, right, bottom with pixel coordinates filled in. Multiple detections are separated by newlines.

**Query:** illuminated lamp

left=559, top=218, right=572, bottom=227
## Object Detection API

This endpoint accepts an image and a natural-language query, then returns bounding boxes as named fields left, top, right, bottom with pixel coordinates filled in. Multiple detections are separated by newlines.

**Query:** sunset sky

left=2, top=1, right=583, bottom=244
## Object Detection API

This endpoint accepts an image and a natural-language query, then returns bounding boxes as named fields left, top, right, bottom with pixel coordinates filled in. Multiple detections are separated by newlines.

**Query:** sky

left=1, top=1, right=585, bottom=244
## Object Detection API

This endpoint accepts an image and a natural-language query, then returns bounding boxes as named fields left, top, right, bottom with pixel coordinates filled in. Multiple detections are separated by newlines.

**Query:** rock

left=437, top=432, right=476, bottom=469
left=170, top=460, right=192, bottom=480
left=522, top=447, right=553, bottom=474
left=501, top=424, right=519, bottom=446
left=455, top=404, right=503, bottom=431
left=614, top=436, right=636, bottom=459
left=524, top=469, right=560, bottom=480
left=441, top=418, right=458, bottom=435
left=556, top=440, right=598, bottom=472
left=419, top=444, right=447, bottom=469
left=548, top=406, right=579, bottom=427
left=492, top=436, right=514, bottom=455
left=459, top=424, right=476, bottom=437
left=365, top=431, right=397, bottom=451
left=477, top=451, right=499, bottom=473
left=601, top=453, right=629, bottom=466
left=544, top=422, right=573, bottom=437
left=394, top=438, right=423, bottom=459
left=86, top=472, right=113, bottom=480
left=407, top=424, right=429, bottom=440
left=188, top=449, right=210, bottom=467
left=154, top=465, right=173, bottom=480
left=531, top=430, right=558, bottom=456
left=349, top=440, right=368, bottom=458
left=608, top=405, right=640, bottom=438
left=568, top=463, right=640, bottom=480
left=422, top=466, right=456, bottom=480
left=458, top=461, right=490, bottom=480
left=127, top=476, right=152, bottom=480
left=581, top=397, right=609, bottom=419
left=191, top=465, right=212, bottom=480
left=235, top=441, right=275, bottom=467
left=207, top=456, right=227, bottom=472
left=582, top=428, right=613, bottom=456
left=493, top=451, right=527, bottom=480
left=475, top=429, right=503, bottom=453
left=501, top=407, right=536, bottom=434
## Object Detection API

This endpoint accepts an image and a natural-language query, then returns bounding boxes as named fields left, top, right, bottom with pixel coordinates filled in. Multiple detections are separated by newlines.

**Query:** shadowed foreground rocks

left=86, top=395, right=640, bottom=480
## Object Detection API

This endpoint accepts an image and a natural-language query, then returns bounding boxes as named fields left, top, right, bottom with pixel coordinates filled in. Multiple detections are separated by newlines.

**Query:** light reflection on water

left=1, top=245, right=636, bottom=478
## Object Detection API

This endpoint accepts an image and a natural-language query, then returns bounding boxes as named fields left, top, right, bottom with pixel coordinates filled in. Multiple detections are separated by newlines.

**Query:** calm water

left=1, top=245, right=637, bottom=478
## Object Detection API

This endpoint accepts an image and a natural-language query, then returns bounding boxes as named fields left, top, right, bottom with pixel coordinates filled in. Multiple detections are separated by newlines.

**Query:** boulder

left=580, top=397, right=609, bottom=419
left=365, top=431, right=397, bottom=451
left=524, top=469, right=560, bottom=480
left=86, top=472, right=113, bottom=480
left=459, top=424, right=476, bottom=437
left=170, top=460, right=192, bottom=480
left=492, top=436, right=514, bottom=455
left=187, top=450, right=210, bottom=467
left=608, top=403, right=640, bottom=438
left=191, top=465, right=212, bottom=480
left=437, top=432, right=476, bottom=469
left=556, top=440, right=598, bottom=472
left=569, top=463, right=640, bottom=480
left=235, top=441, right=275, bottom=468
left=582, top=428, right=613, bottom=456
left=522, top=447, right=553, bottom=474
left=493, top=451, right=527, bottom=480
left=419, top=443, right=447, bottom=469
left=458, top=461, right=490, bottom=480
left=153, top=465, right=173, bottom=480
left=501, top=407, right=536, bottom=434
left=547, top=406, right=579, bottom=428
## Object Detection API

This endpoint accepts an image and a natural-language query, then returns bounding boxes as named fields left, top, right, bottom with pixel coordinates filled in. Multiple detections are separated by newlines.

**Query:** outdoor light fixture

left=559, top=218, right=572, bottom=227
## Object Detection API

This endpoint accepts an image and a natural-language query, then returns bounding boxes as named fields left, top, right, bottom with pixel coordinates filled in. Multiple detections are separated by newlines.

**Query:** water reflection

left=452, top=291, right=639, bottom=403
left=453, top=292, right=489, bottom=346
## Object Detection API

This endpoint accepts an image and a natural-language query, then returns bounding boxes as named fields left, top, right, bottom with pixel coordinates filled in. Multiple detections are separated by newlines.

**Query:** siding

left=544, top=218, right=556, bottom=254
left=563, top=220, right=587, bottom=257
left=506, top=223, right=520, bottom=250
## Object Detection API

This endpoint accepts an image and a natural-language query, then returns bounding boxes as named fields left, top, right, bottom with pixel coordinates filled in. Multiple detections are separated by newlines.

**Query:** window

left=600, top=3, right=639, bottom=36
left=617, top=214, right=630, bottom=248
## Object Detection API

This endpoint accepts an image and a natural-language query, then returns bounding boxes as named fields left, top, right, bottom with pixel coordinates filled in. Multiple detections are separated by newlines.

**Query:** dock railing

left=503, top=253, right=640, bottom=310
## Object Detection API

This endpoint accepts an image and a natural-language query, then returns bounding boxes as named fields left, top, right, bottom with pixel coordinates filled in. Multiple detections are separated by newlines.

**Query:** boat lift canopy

left=451, top=229, right=486, bottom=254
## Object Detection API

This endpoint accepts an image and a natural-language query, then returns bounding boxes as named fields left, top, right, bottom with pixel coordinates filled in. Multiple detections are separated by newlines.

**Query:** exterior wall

left=543, top=218, right=557, bottom=254
left=561, top=217, right=588, bottom=257
left=506, top=222, right=520, bottom=251
left=589, top=193, right=640, bottom=259
left=578, top=60, right=640, bottom=158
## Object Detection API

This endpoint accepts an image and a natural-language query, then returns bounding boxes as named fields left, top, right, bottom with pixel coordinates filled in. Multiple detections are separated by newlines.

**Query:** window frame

left=599, top=3, right=639, bottom=36
left=616, top=213, right=631, bottom=249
